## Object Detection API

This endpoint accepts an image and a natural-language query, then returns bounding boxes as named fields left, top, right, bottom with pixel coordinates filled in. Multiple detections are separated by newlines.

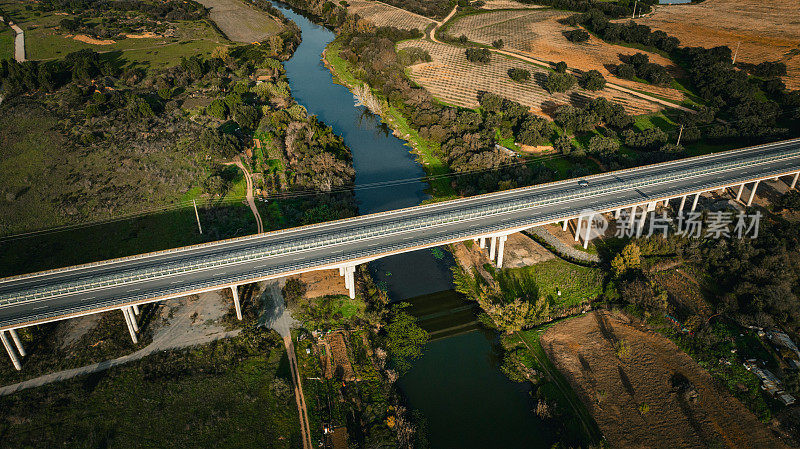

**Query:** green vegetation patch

left=0, top=21, right=13, bottom=61
left=505, top=258, right=604, bottom=307
left=0, top=328, right=302, bottom=448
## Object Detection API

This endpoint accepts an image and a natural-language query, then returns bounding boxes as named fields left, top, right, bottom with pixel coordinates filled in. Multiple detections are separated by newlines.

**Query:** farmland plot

left=480, top=0, right=545, bottom=10
left=447, top=9, right=685, bottom=102
left=398, top=39, right=663, bottom=116
left=635, top=0, right=800, bottom=89
left=347, top=0, right=436, bottom=31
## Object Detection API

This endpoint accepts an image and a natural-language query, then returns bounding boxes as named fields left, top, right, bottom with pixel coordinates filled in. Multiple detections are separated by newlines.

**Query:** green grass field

left=0, top=330, right=302, bottom=448
left=0, top=1, right=227, bottom=67
left=0, top=22, right=13, bottom=60
left=504, top=258, right=605, bottom=307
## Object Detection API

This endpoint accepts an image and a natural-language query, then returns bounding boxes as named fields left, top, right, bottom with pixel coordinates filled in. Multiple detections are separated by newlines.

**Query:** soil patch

left=541, top=310, right=789, bottom=448
left=195, top=0, right=282, bottom=43
left=73, top=34, right=115, bottom=45
left=292, top=269, right=348, bottom=299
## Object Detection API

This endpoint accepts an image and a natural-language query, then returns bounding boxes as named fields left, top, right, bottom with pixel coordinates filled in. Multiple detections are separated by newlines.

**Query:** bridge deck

left=1, top=139, right=799, bottom=329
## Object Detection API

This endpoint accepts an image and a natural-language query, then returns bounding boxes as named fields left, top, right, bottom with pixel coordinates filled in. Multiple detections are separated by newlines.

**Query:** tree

left=465, top=48, right=491, bottom=64
left=615, top=63, right=636, bottom=79
left=516, top=116, right=548, bottom=145
left=579, top=69, right=605, bottom=90
left=544, top=72, right=576, bottom=93
left=587, top=135, right=619, bottom=156
left=492, top=39, right=504, bottom=49
left=507, top=68, right=531, bottom=82
left=554, top=61, right=568, bottom=73
left=554, top=134, right=573, bottom=154
left=207, top=99, right=228, bottom=119
left=282, top=278, right=307, bottom=307
left=564, top=29, right=590, bottom=43
left=383, top=304, right=429, bottom=374
left=612, top=242, right=641, bottom=277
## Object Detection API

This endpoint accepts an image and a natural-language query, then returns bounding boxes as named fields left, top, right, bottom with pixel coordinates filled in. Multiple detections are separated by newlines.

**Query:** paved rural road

left=6, top=21, right=24, bottom=62
left=1, top=139, right=799, bottom=330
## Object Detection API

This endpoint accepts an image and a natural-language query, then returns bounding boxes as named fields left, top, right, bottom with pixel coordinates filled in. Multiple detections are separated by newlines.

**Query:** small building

left=778, top=393, right=796, bottom=406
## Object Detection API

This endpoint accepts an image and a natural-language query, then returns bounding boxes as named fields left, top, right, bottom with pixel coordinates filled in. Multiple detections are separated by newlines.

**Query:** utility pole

left=732, top=41, right=740, bottom=65
left=632, top=0, right=638, bottom=19
left=676, top=124, right=684, bottom=146
left=193, top=199, right=203, bottom=234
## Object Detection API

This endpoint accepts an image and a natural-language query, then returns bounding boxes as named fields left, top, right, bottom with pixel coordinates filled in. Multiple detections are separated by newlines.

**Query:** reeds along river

left=270, top=3, right=559, bottom=446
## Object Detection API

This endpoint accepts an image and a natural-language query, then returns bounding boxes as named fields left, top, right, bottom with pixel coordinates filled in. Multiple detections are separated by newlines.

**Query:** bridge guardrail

left=1, top=147, right=799, bottom=305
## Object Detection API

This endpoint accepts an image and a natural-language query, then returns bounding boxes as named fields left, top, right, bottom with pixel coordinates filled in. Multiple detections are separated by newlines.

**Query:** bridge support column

left=489, top=236, right=498, bottom=261
left=496, top=235, right=508, bottom=268
left=614, top=209, right=621, bottom=219
left=132, top=304, right=140, bottom=316
left=678, top=196, right=686, bottom=213
left=791, top=173, right=799, bottom=190
left=121, top=308, right=138, bottom=344
left=736, top=183, right=745, bottom=202
left=747, top=180, right=760, bottom=206
left=574, top=216, right=583, bottom=241
left=690, top=193, right=700, bottom=212
left=346, top=266, right=356, bottom=299
left=479, top=237, right=486, bottom=249
left=636, top=206, right=647, bottom=237
left=562, top=220, right=568, bottom=231
left=583, top=214, right=594, bottom=249
left=0, top=331, right=21, bottom=371
left=231, top=286, right=242, bottom=321
left=9, top=329, right=25, bottom=357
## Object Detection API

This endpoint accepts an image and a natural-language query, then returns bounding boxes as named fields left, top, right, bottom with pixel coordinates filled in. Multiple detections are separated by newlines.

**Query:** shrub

left=564, top=29, right=590, bottom=43
left=587, top=135, right=619, bottom=155
left=554, top=61, right=568, bottom=73
left=492, top=39, right=504, bottom=49
left=282, top=278, right=307, bottom=307
left=207, top=99, right=228, bottom=119
left=615, top=63, right=636, bottom=79
left=507, top=68, right=531, bottom=82
left=398, top=47, right=432, bottom=66
left=544, top=72, right=576, bottom=93
left=465, top=48, right=491, bottom=64
left=579, top=69, right=605, bottom=90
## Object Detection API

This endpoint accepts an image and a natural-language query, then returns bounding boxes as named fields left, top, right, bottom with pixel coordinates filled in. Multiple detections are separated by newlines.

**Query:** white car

left=578, top=179, right=589, bottom=187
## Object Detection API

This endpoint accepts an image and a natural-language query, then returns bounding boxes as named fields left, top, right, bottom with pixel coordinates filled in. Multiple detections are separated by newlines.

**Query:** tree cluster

left=614, top=52, right=673, bottom=85
left=465, top=48, right=492, bottom=64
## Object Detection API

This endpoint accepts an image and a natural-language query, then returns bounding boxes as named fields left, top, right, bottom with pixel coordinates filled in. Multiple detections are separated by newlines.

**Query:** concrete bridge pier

left=9, top=329, right=25, bottom=357
left=496, top=235, right=508, bottom=268
left=339, top=265, right=356, bottom=299
left=574, top=216, right=583, bottom=241
left=479, top=237, right=486, bottom=249
left=690, top=193, right=700, bottom=212
left=121, top=308, right=138, bottom=344
left=747, top=180, right=760, bottom=206
left=791, top=173, right=799, bottom=189
left=736, top=183, right=745, bottom=202
left=562, top=220, right=569, bottom=231
left=132, top=304, right=140, bottom=316
left=231, top=286, right=242, bottom=320
left=1, top=330, right=22, bottom=371
left=582, top=213, right=595, bottom=249
left=678, top=195, right=687, bottom=213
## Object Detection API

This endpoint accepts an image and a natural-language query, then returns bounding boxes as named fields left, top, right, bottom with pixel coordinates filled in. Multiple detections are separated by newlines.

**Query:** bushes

left=578, top=69, right=605, bottom=91
left=544, top=72, right=576, bottom=93
left=492, top=39, right=504, bottom=49
left=615, top=53, right=673, bottom=85
left=397, top=47, right=431, bottom=66
left=587, top=135, right=619, bottom=156
left=507, top=68, right=531, bottom=82
left=465, top=47, right=491, bottom=64
left=564, top=28, right=590, bottom=43
left=622, top=127, right=668, bottom=150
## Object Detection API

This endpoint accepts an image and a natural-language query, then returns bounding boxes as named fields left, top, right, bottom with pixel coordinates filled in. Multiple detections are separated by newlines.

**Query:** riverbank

left=322, top=38, right=457, bottom=201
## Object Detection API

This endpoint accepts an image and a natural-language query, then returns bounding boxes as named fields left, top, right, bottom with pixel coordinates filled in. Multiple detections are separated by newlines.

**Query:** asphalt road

left=1, top=138, right=799, bottom=330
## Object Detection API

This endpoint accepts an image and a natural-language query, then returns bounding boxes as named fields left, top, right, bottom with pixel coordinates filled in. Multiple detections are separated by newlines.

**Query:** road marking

left=33, top=305, right=47, bottom=310
left=127, top=288, right=140, bottom=292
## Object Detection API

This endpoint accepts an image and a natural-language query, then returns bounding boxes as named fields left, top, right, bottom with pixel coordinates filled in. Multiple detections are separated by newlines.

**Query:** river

left=270, top=3, right=558, bottom=447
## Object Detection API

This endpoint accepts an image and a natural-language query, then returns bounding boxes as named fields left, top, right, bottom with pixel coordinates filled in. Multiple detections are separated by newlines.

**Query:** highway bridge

left=1, top=138, right=800, bottom=369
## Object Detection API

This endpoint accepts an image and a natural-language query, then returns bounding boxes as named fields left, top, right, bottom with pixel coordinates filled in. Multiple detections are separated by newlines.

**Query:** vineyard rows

left=347, top=0, right=435, bottom=31
left=398, top=40, right=662, bottom=116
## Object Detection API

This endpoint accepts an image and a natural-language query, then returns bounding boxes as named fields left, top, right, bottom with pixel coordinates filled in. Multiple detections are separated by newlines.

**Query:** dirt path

left=232, top=157, right=264, bottom=233
left=259, top=281, right=312, bottom=449
left=428, top=8, right=692, bottom=113
left=8, top=22, right=24, bottom=62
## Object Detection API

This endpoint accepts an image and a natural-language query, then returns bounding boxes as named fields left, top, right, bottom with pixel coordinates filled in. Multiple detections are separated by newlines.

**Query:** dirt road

left=233, top=157, right=264, bottom=233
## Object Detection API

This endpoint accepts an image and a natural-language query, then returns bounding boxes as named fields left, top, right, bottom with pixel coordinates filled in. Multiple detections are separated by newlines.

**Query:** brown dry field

left=480, top=0, right=544, bottom=10
left=398, top=39, right=663, bottom=116
left=292, top=269, right=348, bottom=299
left=195, top=0, right=282, bottom=43
left=541, top=311, right=789, bottom=449
left=636, top=0, right=800, bottom=89
left=347, top=0, right=436, bottom=31
left=447, top=8, right=686, bottom=102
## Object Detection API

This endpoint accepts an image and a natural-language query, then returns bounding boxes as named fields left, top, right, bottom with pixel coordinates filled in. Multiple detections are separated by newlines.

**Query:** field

left=541, top=311, right=789, bottom=448
left=0, top=21, right=13, bottom=60
left=397, top=39, right=663, bottom=116
left=0, top=329, right=302, bottom=448
left=347, top=0, right=435, bottom=31
left=0, top=1, right=228, bottom=66
left=637, top=0, right=800, bottom=89
left=505, top=257, right=604, bottom=308
left=196, top=0, right=283, bottom=43
left=481, top=0, right=544, bottom=10
left=445, top=8, right=686, bottom=103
